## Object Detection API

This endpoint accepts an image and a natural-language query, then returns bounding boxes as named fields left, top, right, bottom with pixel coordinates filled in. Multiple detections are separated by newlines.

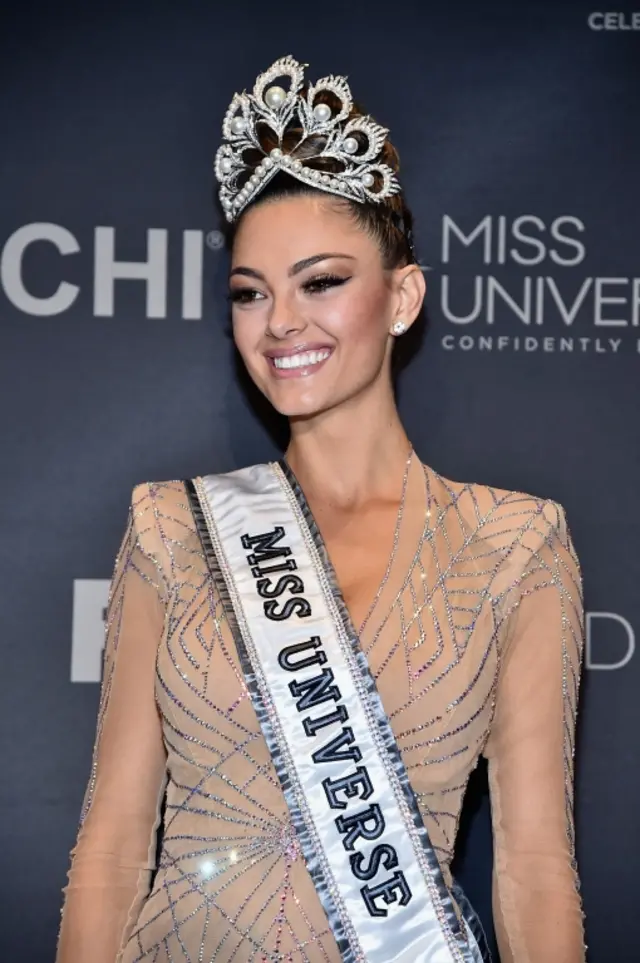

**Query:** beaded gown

left=56, top=457, right=586, bottom=963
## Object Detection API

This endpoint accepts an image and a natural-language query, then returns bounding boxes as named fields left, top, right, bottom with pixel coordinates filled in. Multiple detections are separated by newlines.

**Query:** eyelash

left=303, top=273, right=350, bottom=294
left=228, top=273, right=350, bottom=304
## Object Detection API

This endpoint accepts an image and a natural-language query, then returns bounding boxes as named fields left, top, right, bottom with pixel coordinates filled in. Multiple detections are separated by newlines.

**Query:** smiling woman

left=56, top=55, right=586, bottom=963
left=226, top=193, right=424, bottom=420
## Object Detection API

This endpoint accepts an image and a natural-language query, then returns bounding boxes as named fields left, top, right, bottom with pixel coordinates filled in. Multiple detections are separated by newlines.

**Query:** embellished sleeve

left=483, top=501, right=586, bottom=963
left=56, top=484, right=168, bottom=963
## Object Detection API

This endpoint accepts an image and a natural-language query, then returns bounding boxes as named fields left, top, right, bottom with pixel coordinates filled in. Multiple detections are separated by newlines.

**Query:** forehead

left=231, top=194, right=379, bottom=269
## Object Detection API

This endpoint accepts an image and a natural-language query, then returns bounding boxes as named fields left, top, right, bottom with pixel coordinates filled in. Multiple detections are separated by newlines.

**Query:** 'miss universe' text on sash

left=241, top=524, right=412, bottom=919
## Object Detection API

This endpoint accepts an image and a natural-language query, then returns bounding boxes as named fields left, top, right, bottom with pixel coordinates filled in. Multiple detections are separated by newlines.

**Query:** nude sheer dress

left=56, top=459, right=586, bottom=962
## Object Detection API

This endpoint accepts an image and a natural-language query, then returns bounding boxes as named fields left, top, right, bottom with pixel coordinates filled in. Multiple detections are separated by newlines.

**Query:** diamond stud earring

left=391, top=320, right=407, bottom=336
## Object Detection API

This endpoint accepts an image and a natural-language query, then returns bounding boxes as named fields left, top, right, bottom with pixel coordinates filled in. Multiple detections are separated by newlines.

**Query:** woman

left=56, top=55, right=586, bottom=963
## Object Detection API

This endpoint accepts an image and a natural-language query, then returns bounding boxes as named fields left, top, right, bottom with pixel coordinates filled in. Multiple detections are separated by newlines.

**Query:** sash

left=186, top=462, right=489, bottom=963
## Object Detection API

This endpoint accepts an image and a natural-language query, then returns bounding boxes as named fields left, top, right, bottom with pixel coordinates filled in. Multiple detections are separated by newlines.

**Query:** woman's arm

left=484, top=502, right=586, bottom=963
left=56, top=485, right=168, bottom=963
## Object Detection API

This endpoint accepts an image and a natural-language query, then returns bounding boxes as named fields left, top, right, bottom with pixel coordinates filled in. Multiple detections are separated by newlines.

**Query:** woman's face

left=228, top=193, right=418, bottom=420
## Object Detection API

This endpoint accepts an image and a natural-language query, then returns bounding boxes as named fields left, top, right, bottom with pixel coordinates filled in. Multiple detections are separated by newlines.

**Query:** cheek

left=322, top=284, right=390, bottom=352
left=232, top=316, right=263, bottom=371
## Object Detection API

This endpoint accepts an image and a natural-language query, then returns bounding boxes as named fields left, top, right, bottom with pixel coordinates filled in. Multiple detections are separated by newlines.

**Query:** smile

left=273, top=349, right=332, bottom=370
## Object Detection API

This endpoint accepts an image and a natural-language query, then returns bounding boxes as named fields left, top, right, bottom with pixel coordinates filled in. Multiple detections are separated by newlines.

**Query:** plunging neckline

left=277, top=455, right=430, bottom=642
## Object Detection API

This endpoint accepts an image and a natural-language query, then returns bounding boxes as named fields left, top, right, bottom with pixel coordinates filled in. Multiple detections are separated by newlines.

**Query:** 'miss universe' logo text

left=434, top=216, right=640, bottom=355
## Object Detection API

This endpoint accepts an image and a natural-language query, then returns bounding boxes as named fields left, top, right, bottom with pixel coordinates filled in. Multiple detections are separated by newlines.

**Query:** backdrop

left=1, top=1, right=638, bottom=960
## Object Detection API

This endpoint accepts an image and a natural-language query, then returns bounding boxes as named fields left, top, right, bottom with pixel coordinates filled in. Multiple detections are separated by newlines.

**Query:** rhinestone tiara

left=214, top=55, right=402, bottom=223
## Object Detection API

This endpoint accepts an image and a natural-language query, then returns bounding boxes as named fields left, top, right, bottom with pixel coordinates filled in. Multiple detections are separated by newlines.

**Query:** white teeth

left=273, top=349, right=331, bottom=370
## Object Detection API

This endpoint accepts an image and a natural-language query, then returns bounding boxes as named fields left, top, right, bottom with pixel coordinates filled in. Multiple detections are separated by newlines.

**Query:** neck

left=284, top=384, right=412, bottom=509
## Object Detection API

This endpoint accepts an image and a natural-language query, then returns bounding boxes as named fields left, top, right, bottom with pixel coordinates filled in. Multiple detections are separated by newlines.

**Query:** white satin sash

left=190, top=463, right=484, bottom=963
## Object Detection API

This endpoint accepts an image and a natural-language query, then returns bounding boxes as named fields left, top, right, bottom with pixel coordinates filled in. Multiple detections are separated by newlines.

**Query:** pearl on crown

left=230, top=116, right=245, bottom=135
left=362, top=173, right=375, bottom=187
left=264, top=85, right=286, bottom=109
left=313, top=103, right=331, bottom=123
left=343, top=137, right=359, bottom=154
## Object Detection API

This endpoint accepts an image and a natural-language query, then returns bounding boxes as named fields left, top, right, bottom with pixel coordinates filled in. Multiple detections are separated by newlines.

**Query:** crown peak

left=215, top=55, right=401, bottom=222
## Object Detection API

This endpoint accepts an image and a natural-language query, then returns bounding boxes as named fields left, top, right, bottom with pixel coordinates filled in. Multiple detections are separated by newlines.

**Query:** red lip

left=264, top=342, right=334, bottom=359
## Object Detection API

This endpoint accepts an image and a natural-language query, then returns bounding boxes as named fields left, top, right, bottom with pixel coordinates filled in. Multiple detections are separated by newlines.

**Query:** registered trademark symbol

left=206, top=230, right=225, bottom=250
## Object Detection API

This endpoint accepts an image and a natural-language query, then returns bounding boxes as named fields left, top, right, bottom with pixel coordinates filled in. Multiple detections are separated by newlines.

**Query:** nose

left=266, top=293, right=307, bottom=340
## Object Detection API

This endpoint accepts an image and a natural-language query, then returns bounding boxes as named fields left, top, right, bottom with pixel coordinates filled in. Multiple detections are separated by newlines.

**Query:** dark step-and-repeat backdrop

left=1, top=2, right=638, bottom=960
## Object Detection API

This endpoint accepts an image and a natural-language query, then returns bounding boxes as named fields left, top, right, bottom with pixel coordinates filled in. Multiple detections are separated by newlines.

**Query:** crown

left=214, top=55, right=402, bottom=223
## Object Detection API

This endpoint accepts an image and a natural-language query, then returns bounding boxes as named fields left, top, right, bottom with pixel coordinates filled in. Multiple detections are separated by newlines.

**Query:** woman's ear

left=391, top=264, right=426, bottom=332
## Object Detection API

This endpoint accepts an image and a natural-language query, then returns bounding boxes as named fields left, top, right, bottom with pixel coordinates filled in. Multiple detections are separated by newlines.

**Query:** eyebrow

left=229, top=252, right=356, bottom=282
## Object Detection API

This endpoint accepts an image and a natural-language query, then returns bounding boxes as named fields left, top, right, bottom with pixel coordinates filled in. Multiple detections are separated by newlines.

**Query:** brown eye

left=227, top=288, right=265, bottom=304
left=302, top=274, right=351, bottom=294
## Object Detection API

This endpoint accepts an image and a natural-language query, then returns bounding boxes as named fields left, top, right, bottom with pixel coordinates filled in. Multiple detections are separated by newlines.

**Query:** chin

left=269, top=397, right=327, bottom=419
left=265, top=384, right=336, bottom=420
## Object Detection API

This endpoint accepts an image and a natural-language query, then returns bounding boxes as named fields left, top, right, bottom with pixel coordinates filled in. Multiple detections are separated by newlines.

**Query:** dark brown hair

left=219, top=85, right=416, bottom=269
